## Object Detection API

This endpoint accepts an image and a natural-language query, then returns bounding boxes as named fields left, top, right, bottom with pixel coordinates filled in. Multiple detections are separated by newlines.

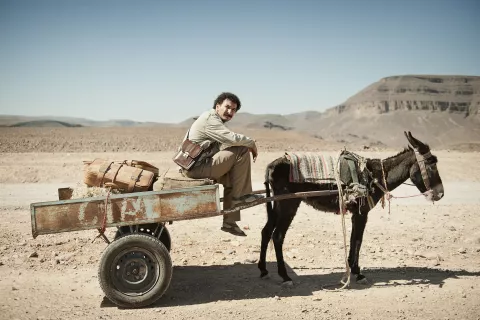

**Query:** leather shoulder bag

left=172, top=130, right=204, bottom=171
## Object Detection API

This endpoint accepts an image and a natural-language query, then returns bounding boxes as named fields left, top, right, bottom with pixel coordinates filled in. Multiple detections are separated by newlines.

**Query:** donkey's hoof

left=281, top=280, right=294, bottom=287
left=260, top=271, right=270, bottom=279
left=356, top=275, right=368, bottom=284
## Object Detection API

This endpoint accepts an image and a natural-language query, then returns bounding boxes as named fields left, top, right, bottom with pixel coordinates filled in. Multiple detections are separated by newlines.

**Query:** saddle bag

left=83, top=159, right=158, bottom=192
left=172, top=138, right=204, bottom=171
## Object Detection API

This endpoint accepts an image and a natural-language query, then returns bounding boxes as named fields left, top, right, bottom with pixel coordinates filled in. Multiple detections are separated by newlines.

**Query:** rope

left=375, top=161, right=429, bottom=214
left=390, top=193, right=425, bottom=199
left=101, top=186, right=111, bottom=233
left=322, top=155, right=351, bottom=291
left=92, top=186, right=112, bottom=244
left=380, top=160, right=391, bottom=214
left=159, top=168, right=170, bottom=190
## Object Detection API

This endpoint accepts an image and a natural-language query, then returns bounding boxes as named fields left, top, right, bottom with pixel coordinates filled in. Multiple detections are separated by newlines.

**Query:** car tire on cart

left=98, top=233, right=172, bottom=308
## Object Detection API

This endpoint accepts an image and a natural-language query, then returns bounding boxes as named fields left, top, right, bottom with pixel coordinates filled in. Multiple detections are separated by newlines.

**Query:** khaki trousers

left=184, top=146, right=253, bottom=222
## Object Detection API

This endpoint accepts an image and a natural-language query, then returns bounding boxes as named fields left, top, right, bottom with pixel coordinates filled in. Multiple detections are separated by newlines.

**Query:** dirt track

left=1, top=128, right=480, bottom=320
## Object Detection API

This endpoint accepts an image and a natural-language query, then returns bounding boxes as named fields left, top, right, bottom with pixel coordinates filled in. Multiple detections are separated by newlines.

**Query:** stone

left=286, top=252, right=296, bottom=259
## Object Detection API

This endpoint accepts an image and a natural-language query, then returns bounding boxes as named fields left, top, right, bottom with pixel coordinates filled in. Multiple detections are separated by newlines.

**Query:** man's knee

left=225, top=146, right=249, bottom=156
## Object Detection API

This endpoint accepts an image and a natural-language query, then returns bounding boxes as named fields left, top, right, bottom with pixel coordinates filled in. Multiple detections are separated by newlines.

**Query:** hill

left=0, top=115, right=174, bottom=128
left=1, top=75, right=479, bottom=149
left=10, top=120, right=83, bottom=128
left=326, top=75, right=480, bottom=117
left=226, top=75, right=480, bottom=148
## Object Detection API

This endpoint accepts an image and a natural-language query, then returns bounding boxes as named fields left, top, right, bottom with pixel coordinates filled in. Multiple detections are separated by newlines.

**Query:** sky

left=0, top=0, right=479, bottom=123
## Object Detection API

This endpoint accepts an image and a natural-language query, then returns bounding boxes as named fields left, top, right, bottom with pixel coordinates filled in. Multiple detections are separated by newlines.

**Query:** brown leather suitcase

left=83, top=159, right=157, bottom=192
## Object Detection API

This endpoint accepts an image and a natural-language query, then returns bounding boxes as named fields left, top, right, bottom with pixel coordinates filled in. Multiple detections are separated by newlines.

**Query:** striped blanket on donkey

left=285, top=152, right=337, bottom=184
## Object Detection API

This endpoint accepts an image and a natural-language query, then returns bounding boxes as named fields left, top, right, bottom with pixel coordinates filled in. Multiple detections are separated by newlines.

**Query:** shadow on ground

left=100, top=262, right=480, bottom=309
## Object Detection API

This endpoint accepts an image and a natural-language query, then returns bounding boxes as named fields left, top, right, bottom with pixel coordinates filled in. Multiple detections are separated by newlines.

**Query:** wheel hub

left=111, top=247, right=159, bottom=296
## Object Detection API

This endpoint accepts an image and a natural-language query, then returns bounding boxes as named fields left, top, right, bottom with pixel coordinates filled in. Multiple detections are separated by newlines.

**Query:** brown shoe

left=232, top=194, right=264, bottom=207
left=221, top=222, right=246, bottom=237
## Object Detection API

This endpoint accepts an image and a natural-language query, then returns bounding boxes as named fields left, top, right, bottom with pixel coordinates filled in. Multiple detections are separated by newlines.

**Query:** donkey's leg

left=258, top=202, right=277, bottom=278
left=348, top=211, right=369, bottom=283
left=272, top=199, right=300, bottom=285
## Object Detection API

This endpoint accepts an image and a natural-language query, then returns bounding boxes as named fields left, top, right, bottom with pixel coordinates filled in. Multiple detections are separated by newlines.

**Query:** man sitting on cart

left=177, top=92, right=263, bottom=236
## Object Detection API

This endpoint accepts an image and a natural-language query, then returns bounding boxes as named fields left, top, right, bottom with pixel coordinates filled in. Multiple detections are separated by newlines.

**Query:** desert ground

left=1, top=127, right=480, bottom=320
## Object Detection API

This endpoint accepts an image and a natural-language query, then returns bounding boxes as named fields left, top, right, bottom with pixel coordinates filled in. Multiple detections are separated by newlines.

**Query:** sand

left=0, top=128, right=479, bottom=319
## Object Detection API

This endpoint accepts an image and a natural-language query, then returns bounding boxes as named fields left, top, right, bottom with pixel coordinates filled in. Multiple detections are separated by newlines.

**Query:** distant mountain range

left=172, top=75, right=480, bottom=148
left=2, top=75, right=479, bottom=148
left=0, top=116, right=174, bottom=128
left=10, top=120, right=83, bottom=128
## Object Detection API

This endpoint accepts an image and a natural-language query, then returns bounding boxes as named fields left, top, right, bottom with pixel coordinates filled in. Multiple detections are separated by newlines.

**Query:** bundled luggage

left=83, top=159, right=159, bottom=193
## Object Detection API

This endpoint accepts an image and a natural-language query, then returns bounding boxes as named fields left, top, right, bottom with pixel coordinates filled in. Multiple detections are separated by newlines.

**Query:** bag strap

left=97, top=161, right=114, bottom=186
left=128, top=168, right=143, bottom=192
left=111, top=164, right=124, bottom=183
left=176, top=129, right=191, bottom=153
left=181, top=129, right=190, bottom=143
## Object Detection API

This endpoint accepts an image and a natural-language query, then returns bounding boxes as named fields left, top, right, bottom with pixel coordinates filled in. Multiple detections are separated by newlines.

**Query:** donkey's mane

left=382, top=147, right=411, bottom=161
left=365, top=147, right=411, bottom=171
left=377, top=143, right=433, bottom=163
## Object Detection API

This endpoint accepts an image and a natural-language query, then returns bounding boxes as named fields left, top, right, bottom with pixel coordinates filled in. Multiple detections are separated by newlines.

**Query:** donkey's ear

left=407, top=132, right=426, bottom=149
left=405, top=131, right=417, bottom=148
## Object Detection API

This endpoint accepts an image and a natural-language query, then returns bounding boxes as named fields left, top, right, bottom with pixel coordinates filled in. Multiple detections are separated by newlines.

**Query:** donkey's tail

left=264, top=166, right=274, bottom=219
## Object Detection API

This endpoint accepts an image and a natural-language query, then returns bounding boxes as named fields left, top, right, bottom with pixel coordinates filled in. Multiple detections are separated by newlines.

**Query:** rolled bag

left=83, top=159, right=159, bottom=192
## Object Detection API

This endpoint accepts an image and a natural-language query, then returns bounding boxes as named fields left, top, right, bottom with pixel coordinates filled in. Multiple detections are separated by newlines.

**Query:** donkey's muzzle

left=429, top=184, right=444, bottom=201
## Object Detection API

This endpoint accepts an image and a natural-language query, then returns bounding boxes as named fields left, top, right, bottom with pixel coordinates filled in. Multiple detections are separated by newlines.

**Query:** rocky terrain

left=331, top=75, right=480, bottom=116
left=0, top=140, right=480, bottom=319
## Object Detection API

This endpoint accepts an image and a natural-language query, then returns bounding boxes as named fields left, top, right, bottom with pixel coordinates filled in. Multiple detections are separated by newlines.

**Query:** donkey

left=258, top=131, right=444, bottom=285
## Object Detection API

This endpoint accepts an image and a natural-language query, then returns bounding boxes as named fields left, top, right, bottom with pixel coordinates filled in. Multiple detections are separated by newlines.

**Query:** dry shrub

left=70, top=183, right=121, bottom=199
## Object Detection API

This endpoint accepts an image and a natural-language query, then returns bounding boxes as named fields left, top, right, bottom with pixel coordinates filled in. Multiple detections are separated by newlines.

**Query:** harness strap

left=407, top=142, right=432, bottom=191
left=346, top=158, right=359, bottom=184
left=414, top=150, right=431, bottom=190
left=367, top=195, right=375, bottom=210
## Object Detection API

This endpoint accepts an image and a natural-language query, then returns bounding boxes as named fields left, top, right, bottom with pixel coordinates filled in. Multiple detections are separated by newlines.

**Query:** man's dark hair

left=213, top=92, right=241, bottom=111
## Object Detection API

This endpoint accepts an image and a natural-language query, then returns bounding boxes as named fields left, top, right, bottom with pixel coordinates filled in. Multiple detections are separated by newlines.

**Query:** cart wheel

left=98, top=233, right=173, bottom=308
left=115, top=223, right=171, bottom=252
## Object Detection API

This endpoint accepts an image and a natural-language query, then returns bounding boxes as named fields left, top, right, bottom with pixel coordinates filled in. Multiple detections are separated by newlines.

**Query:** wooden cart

left=30, top=184, right=337, bottom=308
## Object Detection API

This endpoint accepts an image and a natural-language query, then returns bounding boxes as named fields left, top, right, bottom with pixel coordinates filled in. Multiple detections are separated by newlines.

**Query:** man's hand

left=250, top=148, right=257, bottom=162
left=249, top=144, right=258, bottom=163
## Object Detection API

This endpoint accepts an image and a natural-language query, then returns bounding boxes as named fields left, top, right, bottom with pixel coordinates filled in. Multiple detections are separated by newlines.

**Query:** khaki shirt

left=182, top=109, right=257, bottom=164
